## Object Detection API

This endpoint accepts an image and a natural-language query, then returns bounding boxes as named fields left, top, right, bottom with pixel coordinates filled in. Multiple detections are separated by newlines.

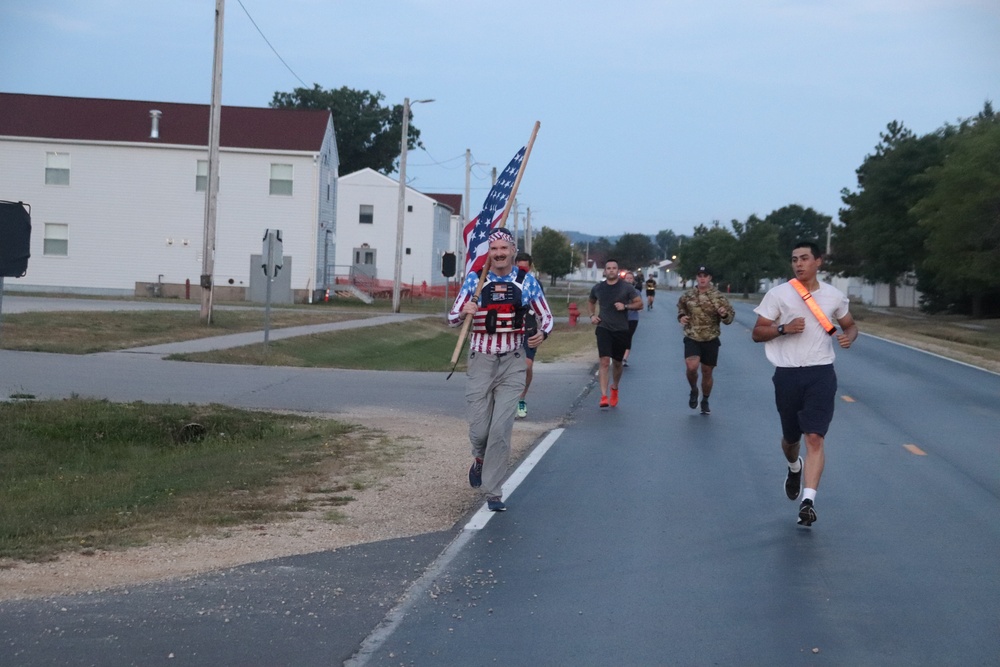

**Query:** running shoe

left=610, top=387, right=619, bottom=407
left=599, top=395, right=610, bottom=408
left=517, top=400, right=527, bottom=418
left=689, top=390, right=699, bottom=409
left=797, top=499, right=817, bottom=526
left=468, top=458, right=483, bottom=488
left=487, top=496, right=507, bottom=512
left=700, top=398, right=711, bottom=415
left=785, top=457, right=803, bottom=500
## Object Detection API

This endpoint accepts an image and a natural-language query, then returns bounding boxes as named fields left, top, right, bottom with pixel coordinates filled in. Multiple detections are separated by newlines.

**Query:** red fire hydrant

left=568, top=302, right=580, bottom=326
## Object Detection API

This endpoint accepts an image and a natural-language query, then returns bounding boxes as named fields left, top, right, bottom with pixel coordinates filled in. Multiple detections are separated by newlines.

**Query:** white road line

left=464, top=427, right=565, bottom=530
left=861, top=332, right=1000, bottom=377
left=346, top=427, right=566, bottom=666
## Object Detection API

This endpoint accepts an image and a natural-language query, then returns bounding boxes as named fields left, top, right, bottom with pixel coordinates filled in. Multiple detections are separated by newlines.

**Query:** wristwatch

left=777, top=324, right=786, bottom=336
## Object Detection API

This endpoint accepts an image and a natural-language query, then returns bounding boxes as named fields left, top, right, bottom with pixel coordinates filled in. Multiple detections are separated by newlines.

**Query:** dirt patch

left=0, top=408, right=558, bottom=601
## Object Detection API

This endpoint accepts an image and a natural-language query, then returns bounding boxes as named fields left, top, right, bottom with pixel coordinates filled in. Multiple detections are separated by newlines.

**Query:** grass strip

left=0, top=399, right=398, bottom=562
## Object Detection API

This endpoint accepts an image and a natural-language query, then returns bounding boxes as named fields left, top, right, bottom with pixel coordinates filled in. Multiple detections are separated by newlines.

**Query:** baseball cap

left=696, top=265, right=712, bottom=275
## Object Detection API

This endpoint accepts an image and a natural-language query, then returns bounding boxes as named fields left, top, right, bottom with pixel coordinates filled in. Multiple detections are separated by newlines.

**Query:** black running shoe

left=785, top=457, right=803, bottom=500
left=797, top=499, right=817, bottom=526
left=468, top=459, right=483, bottom=488
left=700, top=398, right=711, bottom=415
left=688, top=390, right=699, bottom=409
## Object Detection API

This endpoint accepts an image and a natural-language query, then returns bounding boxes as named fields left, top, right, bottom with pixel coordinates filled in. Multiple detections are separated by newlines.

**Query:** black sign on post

left=0, top=200, right=32, bottom=343
left=0, top=201, right=31, bottom=278
left=441, top=251, right=456, bottom=278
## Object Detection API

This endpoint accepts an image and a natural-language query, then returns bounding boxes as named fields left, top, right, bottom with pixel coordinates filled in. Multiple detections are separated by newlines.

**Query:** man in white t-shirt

left=751, top=241, right=858, bottom=527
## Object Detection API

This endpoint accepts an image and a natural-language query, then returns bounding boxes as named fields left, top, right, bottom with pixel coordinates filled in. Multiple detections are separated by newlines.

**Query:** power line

left=235, top=0, right=309, bottom=88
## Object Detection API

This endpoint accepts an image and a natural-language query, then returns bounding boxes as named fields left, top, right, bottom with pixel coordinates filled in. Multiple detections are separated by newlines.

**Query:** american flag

left=462, top=146, right=526, bottom=276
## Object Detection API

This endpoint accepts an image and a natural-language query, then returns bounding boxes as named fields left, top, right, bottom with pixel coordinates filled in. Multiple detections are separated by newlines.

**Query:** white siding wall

left=0, top=138, right=321, bottom=294
left=335, top=169, right=440, bottom=286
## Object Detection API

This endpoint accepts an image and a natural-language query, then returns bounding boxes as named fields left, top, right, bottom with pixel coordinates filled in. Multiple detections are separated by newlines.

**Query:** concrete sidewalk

left=121, top=313, right=431, bottom=355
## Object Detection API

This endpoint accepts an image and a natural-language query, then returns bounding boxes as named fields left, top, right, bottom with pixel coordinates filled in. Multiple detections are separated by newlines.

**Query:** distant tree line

left=672, top=103, right=999, bottom=316
left=274, top=85, right=998, bottom=315
left=835, top=103, right=999, bottom=316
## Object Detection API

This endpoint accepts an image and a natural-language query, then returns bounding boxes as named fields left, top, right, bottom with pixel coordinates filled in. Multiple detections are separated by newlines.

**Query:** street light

left=392, top=97, right=434, bottom=313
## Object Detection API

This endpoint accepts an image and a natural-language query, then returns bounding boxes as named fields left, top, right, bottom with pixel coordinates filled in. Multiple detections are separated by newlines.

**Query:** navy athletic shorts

left=772, top=364, right=838, bottom=443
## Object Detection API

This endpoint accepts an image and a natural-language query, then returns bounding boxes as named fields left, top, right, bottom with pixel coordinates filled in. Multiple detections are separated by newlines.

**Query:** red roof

left=426, top=192, right=462, bottom=215
left=0, top=92, right=331, bottom=152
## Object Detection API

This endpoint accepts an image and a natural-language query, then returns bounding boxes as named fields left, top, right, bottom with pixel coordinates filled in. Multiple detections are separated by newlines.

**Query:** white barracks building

left=0, top=93, right=338, bottom=303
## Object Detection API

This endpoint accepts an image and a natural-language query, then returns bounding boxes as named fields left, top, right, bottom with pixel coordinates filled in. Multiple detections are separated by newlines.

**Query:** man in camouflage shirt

left=676, top=265, right=735, bottom=415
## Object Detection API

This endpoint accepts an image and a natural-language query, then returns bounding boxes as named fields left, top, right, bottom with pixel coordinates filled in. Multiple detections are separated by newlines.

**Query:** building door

left=353, top=247, right=376, bottom=281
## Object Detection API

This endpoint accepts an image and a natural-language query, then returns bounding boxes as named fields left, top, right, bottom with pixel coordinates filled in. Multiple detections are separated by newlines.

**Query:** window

left=45, top=152, right=70, bottom=185
left=196, top=160, right=208, bottom=192
left=44, top=223, right=68, bottom=256
left=359, top=204, right=374, bottom=224
left=269, top=163, right=293, bottom=195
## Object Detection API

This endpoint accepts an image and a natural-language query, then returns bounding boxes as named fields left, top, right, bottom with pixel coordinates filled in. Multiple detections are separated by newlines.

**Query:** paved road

left=2, top=298, right=999, bottom=666
left=349, top=302, right=1000, bottom=666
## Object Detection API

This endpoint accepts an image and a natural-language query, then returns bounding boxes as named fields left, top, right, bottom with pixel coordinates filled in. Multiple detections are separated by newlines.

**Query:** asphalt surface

left=0, top=296, right=594, bottom=667
left=2, top=295, right=999, bottom=666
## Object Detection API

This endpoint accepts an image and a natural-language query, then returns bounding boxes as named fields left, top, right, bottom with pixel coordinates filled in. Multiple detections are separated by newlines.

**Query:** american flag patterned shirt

left=448, top=268, right=554, bottom=355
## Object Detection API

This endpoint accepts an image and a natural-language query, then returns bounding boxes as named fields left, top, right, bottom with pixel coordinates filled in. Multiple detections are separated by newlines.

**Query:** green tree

left=271, top=84, right=423, bottom=176
left=532, top=227, right=574, bottom=286
left=835, top=120, right=949, bottom=306
left=914, top=111, right=1000, bottom=317
left=677, top=222, right=738, bottom=287
left=729, top=215, right=784, bottom=297
left=586, top=237, right=613, bottom=270
left=764, top=205, right=832, bottom=254
left=613, top=233, right=658, bottom=271
left=655, top=229, right=678, bottom=259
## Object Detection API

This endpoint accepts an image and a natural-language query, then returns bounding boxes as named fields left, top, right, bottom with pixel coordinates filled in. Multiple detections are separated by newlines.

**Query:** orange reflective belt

left=789, top=279, right=837, bottom=335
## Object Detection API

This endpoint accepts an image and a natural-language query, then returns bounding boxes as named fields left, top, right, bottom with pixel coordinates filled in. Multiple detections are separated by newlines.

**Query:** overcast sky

left=2, top=0, right=997, bottom=239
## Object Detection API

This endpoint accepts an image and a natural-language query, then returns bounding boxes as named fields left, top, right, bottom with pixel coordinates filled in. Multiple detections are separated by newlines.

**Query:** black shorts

left=626, top=320, right=638, bottom=349
left=683, top=336, right=721, bottom=366
left=523, top=336, right=536, bottom=360
left=772, top=365, right=838, bottom=443
left=596, top=327, right=630, bottom=361
left=645, top=290, right=655, bottom=297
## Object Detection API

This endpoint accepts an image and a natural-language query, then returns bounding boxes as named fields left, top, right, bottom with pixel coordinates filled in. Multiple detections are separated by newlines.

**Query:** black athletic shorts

left=596, top=327, right=630, bottom=361
left=523, top=336, right=537, bottom=360
left=683, top=336, right=721, bottom=366
left=772, top=364, right=838, bottom=443
left=626, top=320, right=638, bottom=349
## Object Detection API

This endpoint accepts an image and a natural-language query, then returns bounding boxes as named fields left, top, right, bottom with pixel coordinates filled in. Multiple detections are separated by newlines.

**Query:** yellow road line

left=903, top=444, right=927, bottom=456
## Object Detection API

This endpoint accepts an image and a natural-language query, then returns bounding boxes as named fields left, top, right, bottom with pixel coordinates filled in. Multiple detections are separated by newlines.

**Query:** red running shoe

left=599, top=395, right=610, bottom=408
left=610, top=387, right=619, bottom=407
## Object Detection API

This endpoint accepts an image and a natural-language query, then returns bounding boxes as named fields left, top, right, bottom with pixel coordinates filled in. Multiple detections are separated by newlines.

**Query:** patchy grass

left=0, top=309, right=370, bottom=354
left=173, top=316, right=597, bottom=370
left=0, top=399, right=402, bottom=562
left=849, top=304, right=1000, bottom=372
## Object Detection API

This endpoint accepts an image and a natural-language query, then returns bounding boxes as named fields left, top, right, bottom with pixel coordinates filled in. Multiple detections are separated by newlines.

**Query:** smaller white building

left=335, top=169, right=453, bottom=294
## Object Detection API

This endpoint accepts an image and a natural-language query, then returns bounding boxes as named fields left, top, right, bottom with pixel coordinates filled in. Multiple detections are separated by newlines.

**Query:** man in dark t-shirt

left=588, top=259, right=643, bottom=408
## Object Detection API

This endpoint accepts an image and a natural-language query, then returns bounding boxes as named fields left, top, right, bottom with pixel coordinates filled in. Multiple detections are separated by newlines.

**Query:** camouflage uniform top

left=676, top=285, right=735, bottom=342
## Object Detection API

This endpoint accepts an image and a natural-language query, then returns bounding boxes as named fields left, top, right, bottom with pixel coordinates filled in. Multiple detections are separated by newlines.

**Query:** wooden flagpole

left=450, top=121, right=541, bottom=365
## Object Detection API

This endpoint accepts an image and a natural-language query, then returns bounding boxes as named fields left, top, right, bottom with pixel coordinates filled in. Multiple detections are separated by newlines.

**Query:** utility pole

left=392, top=97, right=433, bottom=313
left=200, top=0, right=224, bottom=324
left=462, top=148, right=471, bottom=269
left=525, top=207, right=532, bottom=255
left=511, top=198, right=519, bottom=248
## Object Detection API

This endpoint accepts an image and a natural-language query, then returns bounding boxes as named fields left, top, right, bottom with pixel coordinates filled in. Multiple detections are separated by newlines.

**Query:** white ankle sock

left=802, top=488, right=817, bottom=502
left=788, top=458, right=802, bottom=473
